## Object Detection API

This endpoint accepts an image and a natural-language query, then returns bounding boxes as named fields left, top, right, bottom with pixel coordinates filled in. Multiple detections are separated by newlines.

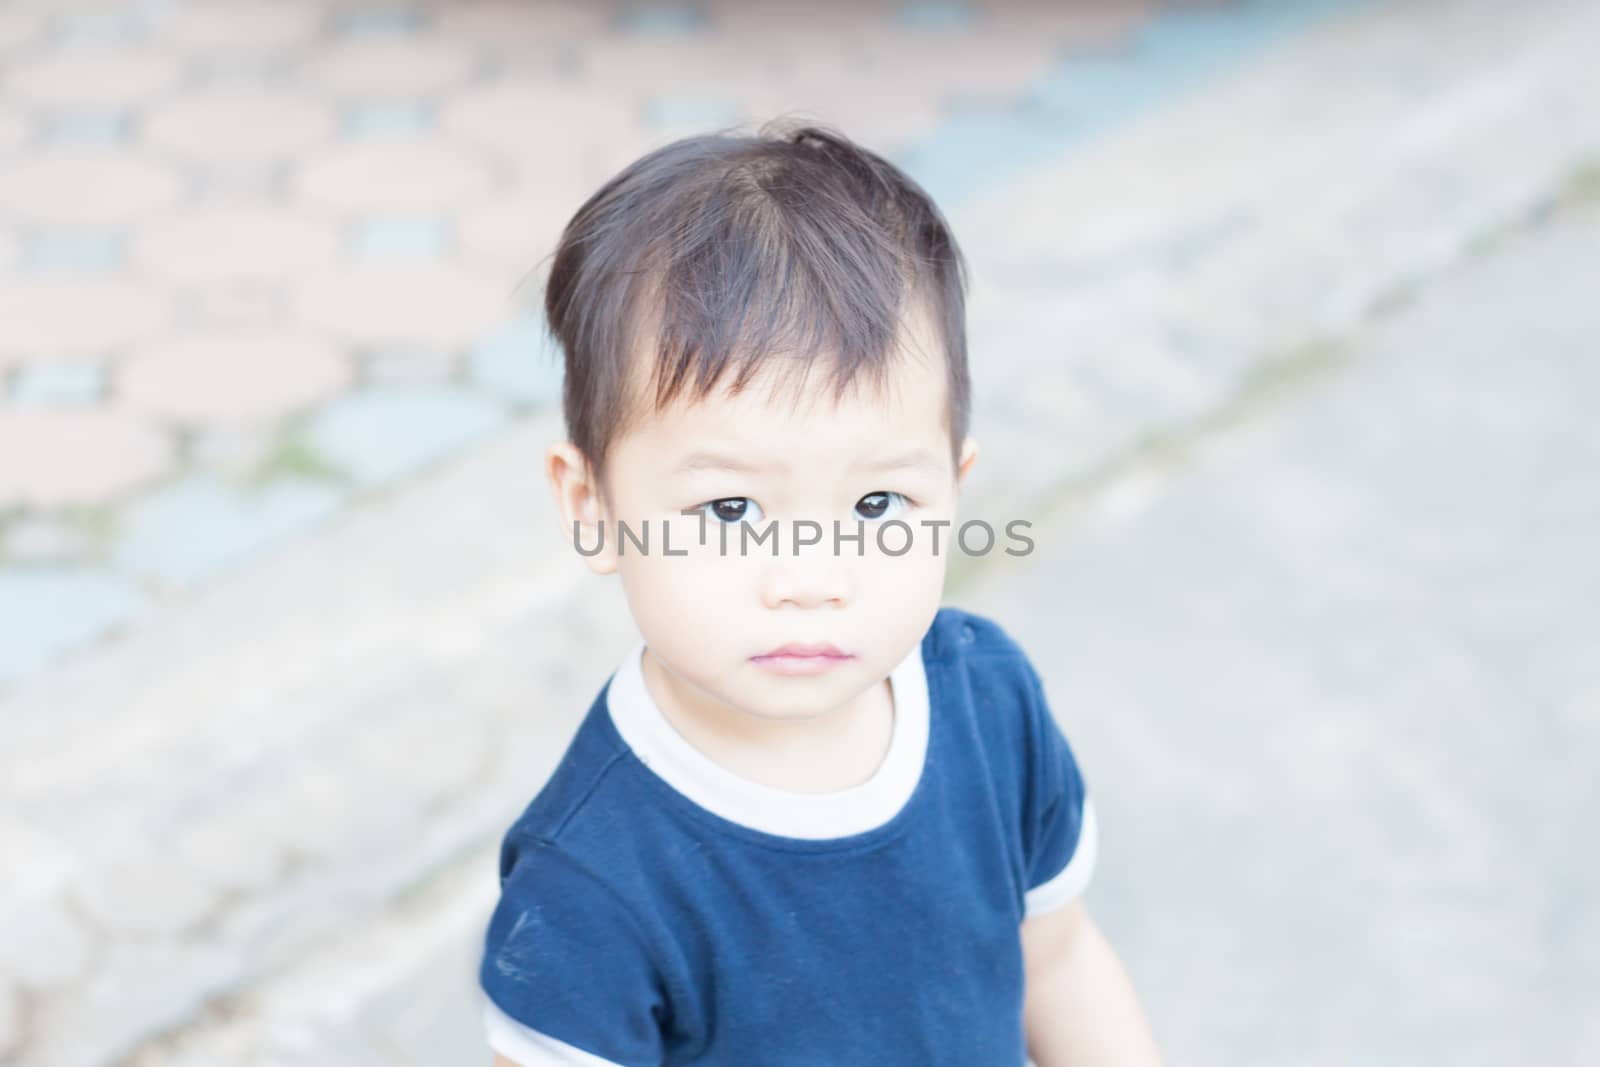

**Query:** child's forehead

left=637, top=368, right=952, bottom=485
left=626, top=293, right=948, bottom=425
left=645, top=342, right=948, bottom=446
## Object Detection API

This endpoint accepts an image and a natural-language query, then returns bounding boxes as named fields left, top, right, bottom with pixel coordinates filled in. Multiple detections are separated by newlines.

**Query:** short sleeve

left=1017, top=656, right=1099, bottom=918
left=480, top=836, right=671, bottom=1067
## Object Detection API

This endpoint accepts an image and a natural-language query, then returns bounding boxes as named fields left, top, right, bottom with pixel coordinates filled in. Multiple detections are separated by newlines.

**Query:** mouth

left=750, top=642, right=855, bottom=674
left=753, top=642, right=851, bottom=660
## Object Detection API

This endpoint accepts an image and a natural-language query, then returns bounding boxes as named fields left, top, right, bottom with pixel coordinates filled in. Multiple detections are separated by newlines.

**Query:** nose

left=760, top=547, right=853, bottom=610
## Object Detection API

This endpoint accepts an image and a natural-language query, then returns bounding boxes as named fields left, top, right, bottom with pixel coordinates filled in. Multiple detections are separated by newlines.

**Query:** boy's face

left=548, top=300, right=977, bottom=724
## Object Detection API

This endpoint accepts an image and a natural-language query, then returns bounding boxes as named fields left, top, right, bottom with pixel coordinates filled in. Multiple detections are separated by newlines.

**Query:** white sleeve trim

left=482, top=994, right=630, bottom=1066
left=1023, top=795, right=1099, bottom=918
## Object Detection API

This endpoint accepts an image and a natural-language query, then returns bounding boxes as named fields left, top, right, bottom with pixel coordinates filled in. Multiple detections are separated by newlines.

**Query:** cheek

left=863, top=521, right=952, bottom=576
left=876, top=550, right=947, bottom=618
left=617, top=551, right=741, bottom=642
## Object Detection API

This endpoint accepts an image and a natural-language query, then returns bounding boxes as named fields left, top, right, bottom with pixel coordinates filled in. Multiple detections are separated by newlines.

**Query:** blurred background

left=2, top=0, right=1597, bottom=1064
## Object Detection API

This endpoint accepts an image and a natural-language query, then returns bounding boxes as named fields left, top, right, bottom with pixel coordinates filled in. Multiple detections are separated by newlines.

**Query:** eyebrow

left=672, top=452, right=788, bottom=476
left=854, top=449, right=947, bottom=475
left=671, top=449, right=945, bottom=477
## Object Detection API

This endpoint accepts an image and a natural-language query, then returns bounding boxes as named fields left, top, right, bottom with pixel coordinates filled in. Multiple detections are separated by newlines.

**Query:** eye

left=854, top=491, right=910, bottom=521
left=693, top=496, right=765, bottom=526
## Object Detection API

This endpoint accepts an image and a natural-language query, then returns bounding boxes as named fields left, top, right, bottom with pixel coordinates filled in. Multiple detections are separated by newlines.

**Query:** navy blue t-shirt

left=479, top=605, right=1098, bottom=1066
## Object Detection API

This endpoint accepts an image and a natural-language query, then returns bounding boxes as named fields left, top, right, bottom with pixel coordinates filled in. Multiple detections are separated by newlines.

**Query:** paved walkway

left=980, top=194, right=1600, bottom=1067
left=0, top=0, right=1199, bottom=687
left=3, top=0, right=1599, bottom=1064
left=124, top=145, right=1600, bottom=1067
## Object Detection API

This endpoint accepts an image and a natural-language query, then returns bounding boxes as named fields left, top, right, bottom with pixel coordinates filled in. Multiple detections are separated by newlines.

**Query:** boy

left=479, top=122, right=1164, bottom=1066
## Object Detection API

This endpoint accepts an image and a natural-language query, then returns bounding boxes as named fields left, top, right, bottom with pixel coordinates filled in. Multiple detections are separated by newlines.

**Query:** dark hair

left=542, top=118, right=970, bottom=499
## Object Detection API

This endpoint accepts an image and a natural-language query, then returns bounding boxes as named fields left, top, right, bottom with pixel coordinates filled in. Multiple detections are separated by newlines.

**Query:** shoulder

left=923, top=606, right=1081, bottom=806
left=925, top=604, right=1037, bottom=665
left=495, top=690, right=636, bottom=878
left=924, top=606, right=1043, bottom=700
left=923, top=605, right=1053, bottom=763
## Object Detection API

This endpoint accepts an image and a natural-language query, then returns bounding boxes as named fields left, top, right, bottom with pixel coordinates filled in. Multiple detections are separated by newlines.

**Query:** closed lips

left=754, top=643, right=850, bottom=659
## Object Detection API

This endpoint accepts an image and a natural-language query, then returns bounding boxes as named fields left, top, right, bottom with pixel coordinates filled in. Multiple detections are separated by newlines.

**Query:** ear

left=955, top=436, right=979, bottom=491
left=546, top=441, right=619, bottom=575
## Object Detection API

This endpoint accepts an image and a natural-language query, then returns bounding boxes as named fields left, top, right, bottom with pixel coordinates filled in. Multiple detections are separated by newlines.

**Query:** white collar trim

left=605, top=638, right=931, bottom=840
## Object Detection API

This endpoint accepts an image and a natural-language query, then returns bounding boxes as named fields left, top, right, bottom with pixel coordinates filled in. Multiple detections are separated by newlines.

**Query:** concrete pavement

left=980, top=193, right=1600, bottom=1066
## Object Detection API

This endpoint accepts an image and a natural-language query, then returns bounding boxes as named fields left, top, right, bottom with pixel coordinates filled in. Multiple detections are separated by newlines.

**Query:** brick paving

left=0, top=0, right=1180, bottom=687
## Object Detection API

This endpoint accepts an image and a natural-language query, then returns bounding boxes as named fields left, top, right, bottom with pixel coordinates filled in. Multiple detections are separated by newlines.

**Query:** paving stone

left=572, top=36, right=779, bottom=104
left=343, top=99, right=434, bottom=138
left=24, top=940, right=243, bottom=1067
left=442, top=78, right=637, bottom=171
left=188, top=423, right=283, bottom=481
left=0, top=568, right=145, bottom=686
left=0, top=8, right=43, bottom=52
left=56, top=6, right=159, bottom=46
left=303, top=37, right=475, bottom=97
left=984, top=1, right=1157, bottom=44
left=0, top=411, right=174, bottom=508
left=641, top=93, right=742, bottom=132
left=0, top=895, right=97, bottom=992
left=1027, top=49, right=1195, bottom=130
left=0, top=229, right=17, bottom=273
left=743, top=77, right=949, bottom=161
left=166, top=3, right=319, bottom=51
left=363, top=346, right=459, bottom=384
left=0, top=148, right=180, bottom=226
left=896, top=1, right=975, bottom=30
left=0, top=516, right=99, bottom=563
left=437, top=0, right=607, bottom=44
left=4, top=47, right=181, bottom=106
left=345, top=701, right=493, bottom=804
left=133, top=205, right=341, bottom=284
left=40, top=109, right=131, bottom=146
left=353, top=216, right=449, bottom=260
left=294, top=141, right=493, bottom=212
left=836, top=32, right=1067, bottom=105
left=0, top=983, right=15, bottom=1060
left=26, top=229, right=125, bottom=272
left=1032, top=0, right=1372, bottom=126
left=258, top=754, right=429, bottom=862
left=900, top=0, right=1365, bottom=210
left=334, top=7, right=429, bottom=37
left=895, top=108, right=1078, bottom=209
left=72, top=854, right=221, bottom=937
left=170, top=809, right=288, bottom=897
left=303, top=384, right=509, bottom=486
left=291, top=263, right=511, bottom=348
left=8, top=362, right=106, bottom=406
left=185, top=284, right=285, bottom=331
left=456, top=193, right=568, bottom=271
left=183, top=160, right=288, bottom=199
left=616, top=3, right=709, bottom=35
left=114, top=475, right=346, bottom=586
left=0, top=279, right=167, bottom=366
left=120, top=334, right=351, bottom=425
left=0, top=112, right=21, bottom=154
left=695, top=0, right=900, bottom=36
left=145, top=89, right=336, bottom=164
left=1131, top=3, right=1280, bottom=74
left=467, top=313, right=564, bottom=407
left=185, top=50, right=286, bottom=87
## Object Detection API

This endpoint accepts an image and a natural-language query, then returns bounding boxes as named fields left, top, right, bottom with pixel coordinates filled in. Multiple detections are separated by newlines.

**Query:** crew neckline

left=604, top=637, right=931, bottom=840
